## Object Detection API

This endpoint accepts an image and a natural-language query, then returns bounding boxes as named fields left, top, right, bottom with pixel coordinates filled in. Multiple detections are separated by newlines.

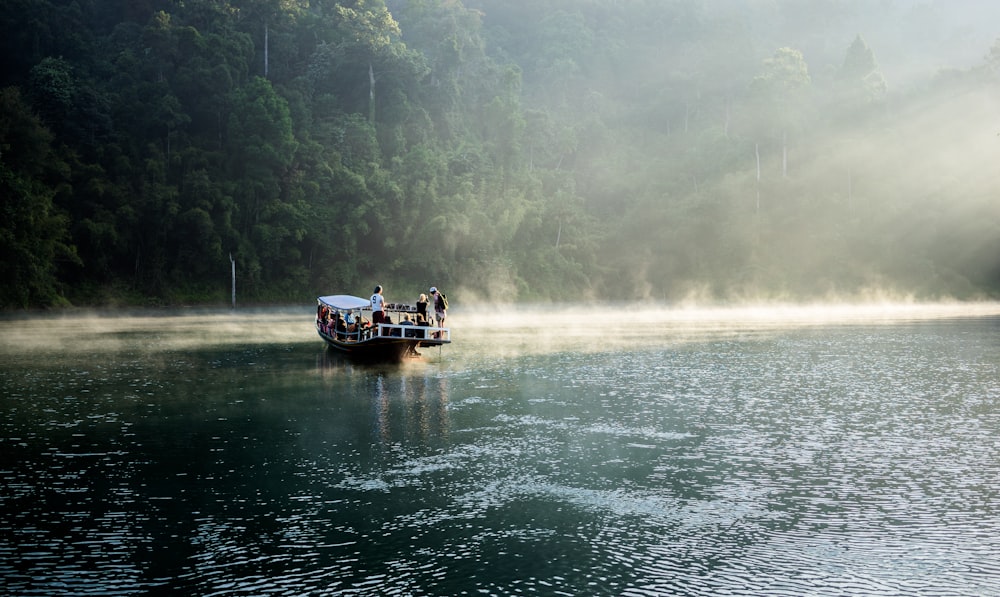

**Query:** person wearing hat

left=430, top=286, right=446, bottom=327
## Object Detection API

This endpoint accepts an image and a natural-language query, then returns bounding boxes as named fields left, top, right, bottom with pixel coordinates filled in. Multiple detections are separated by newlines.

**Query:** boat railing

left=317, top=319, right=367, bottom=342
left=319, top=318, right=450, bottom=343
left=376, top=323, right=450, bottom=342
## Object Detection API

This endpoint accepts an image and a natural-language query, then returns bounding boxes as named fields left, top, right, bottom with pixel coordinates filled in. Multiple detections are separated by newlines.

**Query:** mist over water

left=2, top=303, right=999, bottom=595
left=451, top=301, right=1000, bottom=359
left=0, top=308, right=313, bottom=355
left=0, top=301, right=984, bottom=359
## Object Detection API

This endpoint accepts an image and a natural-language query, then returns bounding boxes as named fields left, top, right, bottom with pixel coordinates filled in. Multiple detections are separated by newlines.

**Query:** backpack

left=441, top=293, right=449, bottom=310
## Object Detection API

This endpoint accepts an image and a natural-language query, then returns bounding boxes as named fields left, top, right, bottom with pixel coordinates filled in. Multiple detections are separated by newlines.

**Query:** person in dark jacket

left=416, top=293, right=429, bottom=324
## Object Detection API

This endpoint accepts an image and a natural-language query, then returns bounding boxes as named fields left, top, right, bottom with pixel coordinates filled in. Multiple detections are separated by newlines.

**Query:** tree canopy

left=2, top=0, right=1000, bottom=308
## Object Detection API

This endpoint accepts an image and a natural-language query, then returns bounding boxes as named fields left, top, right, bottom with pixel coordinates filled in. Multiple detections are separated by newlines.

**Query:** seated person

left=383, top=314, right=402, bottom=336
left=331, top=315, right=345, bottom=340
left=400, top=314, right=417, bottom=337
left=344, top=311, right=358, bottom=333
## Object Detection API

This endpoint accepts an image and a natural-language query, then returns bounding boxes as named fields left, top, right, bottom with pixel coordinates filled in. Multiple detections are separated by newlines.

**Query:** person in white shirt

left=371, top=285, right=386, bottom=325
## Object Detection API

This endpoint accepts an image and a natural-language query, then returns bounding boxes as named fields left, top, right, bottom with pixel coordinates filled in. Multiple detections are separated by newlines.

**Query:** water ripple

left=2, top=311, right=999, bottom=595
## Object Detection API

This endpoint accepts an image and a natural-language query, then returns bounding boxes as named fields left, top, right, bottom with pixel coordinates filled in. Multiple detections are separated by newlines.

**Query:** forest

left=3, top=0, right=1000, bottom=309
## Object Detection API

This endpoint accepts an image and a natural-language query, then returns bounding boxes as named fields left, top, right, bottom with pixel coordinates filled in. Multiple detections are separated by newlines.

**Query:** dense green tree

left=225, top=76, right=301, bottom=291
left=1, top=0, right=999, bottom=307
left=0, top=87, right=78, bottom=307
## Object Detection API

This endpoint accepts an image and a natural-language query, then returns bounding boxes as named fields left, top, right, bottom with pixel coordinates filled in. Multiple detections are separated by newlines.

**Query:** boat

left=315, top=294, right=451, bottom=361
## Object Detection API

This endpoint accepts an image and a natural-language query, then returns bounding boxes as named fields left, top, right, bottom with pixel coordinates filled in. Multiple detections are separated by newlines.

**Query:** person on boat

left=416, top=293, right=429, bottom=324
left=430, top=286, right=447, bottom=327
left=318, top=304, right=331, bottom=332
left=344, top=311, right=358, bottom=337
left=371, top=285, right=386, bottom=326
left=383, top=313, right=398, bottom=336
left=334, top=312, right=348, bottom=339
left=399, top=314, right=421, bottom=355
left=400, top=314, right=419, bottom=339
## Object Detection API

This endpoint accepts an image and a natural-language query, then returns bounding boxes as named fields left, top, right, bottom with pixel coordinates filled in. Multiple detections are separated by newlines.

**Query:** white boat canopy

left=318, top=295, right=370, bottom=310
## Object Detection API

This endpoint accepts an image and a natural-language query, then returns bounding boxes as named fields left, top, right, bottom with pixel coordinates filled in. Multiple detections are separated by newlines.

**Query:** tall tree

left=748, top=47, right=811, bottom=179
left=837, top=34, right=887, bottom=109
left=0, top=87, right=78, bottom=307
left=226, top=76, right=302, bottom=293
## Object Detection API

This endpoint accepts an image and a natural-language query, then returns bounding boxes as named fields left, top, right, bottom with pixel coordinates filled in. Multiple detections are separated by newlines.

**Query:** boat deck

left=316, top=320, right=450, bottom=345
left=316, top=294, right=450, bottom=361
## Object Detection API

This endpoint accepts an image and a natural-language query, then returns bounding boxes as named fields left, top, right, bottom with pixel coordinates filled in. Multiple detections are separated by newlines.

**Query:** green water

left=2, top=306, right=999, bottom=595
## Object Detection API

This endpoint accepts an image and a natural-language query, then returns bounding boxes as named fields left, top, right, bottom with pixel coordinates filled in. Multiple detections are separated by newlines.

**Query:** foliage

left=0, top=87, right=78, bottom=307
left=1, top=0, right=999, bottom=308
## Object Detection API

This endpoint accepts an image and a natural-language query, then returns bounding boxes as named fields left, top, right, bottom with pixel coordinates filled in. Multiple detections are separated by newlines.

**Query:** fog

left=6, top=1, right=1000, bottom=307
left=4, top=302, right=998, bottom=362
left=0, top=310, right=314, bottom=356
left=741, top=0, right=1000, bottom=89
left=470, top=0, right=1000, bottom=302
left=454, top=301, right=1000, bottom=358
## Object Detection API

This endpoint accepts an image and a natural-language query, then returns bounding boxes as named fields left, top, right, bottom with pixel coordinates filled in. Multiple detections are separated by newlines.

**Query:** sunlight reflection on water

left=1, top=302, right=999, bottom=595
left=450, top=301, right=1000, bottom=363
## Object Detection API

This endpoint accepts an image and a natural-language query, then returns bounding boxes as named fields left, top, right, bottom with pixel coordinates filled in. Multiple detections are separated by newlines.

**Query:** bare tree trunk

left=723, top=97, right=730, bottom=139
left=754, top=143, right=762, bottom=250
left=755, top=142, right=761, bottom=214
left=230, top=253, right=236, bottom=309
left=369, top=63, right=376, bottom=122
left=264, top=24, right=269, bottom=79
left=847, top=167, right=853, bottom=213
left=782, top=130, right=788, bottom=179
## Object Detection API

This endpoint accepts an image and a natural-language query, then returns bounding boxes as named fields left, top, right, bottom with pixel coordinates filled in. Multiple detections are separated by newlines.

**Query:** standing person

left=416, top=293, right=429, bottom=324
left=430, top=286, right=447, bottom=327
left=371, top=285, right=386, bottom=326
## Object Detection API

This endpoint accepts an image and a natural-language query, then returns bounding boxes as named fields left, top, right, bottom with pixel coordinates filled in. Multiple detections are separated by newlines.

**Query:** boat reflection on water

left=372, top=369, right=450, bottom=446
left=315, top=347, right=451, bottom=446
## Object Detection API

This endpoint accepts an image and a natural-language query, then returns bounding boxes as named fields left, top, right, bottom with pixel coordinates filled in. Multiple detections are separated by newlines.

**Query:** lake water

left=2, top=304, right=999, bottom=596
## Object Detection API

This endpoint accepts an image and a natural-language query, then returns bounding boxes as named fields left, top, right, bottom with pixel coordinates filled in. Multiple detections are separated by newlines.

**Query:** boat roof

left=318, top=294, right=370, bottom=310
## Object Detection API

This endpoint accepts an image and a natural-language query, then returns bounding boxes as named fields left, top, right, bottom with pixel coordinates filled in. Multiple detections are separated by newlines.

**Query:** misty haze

left=3, top=1, right=1000, bottom=595
left=3, top=1, right=1000, bottom=307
